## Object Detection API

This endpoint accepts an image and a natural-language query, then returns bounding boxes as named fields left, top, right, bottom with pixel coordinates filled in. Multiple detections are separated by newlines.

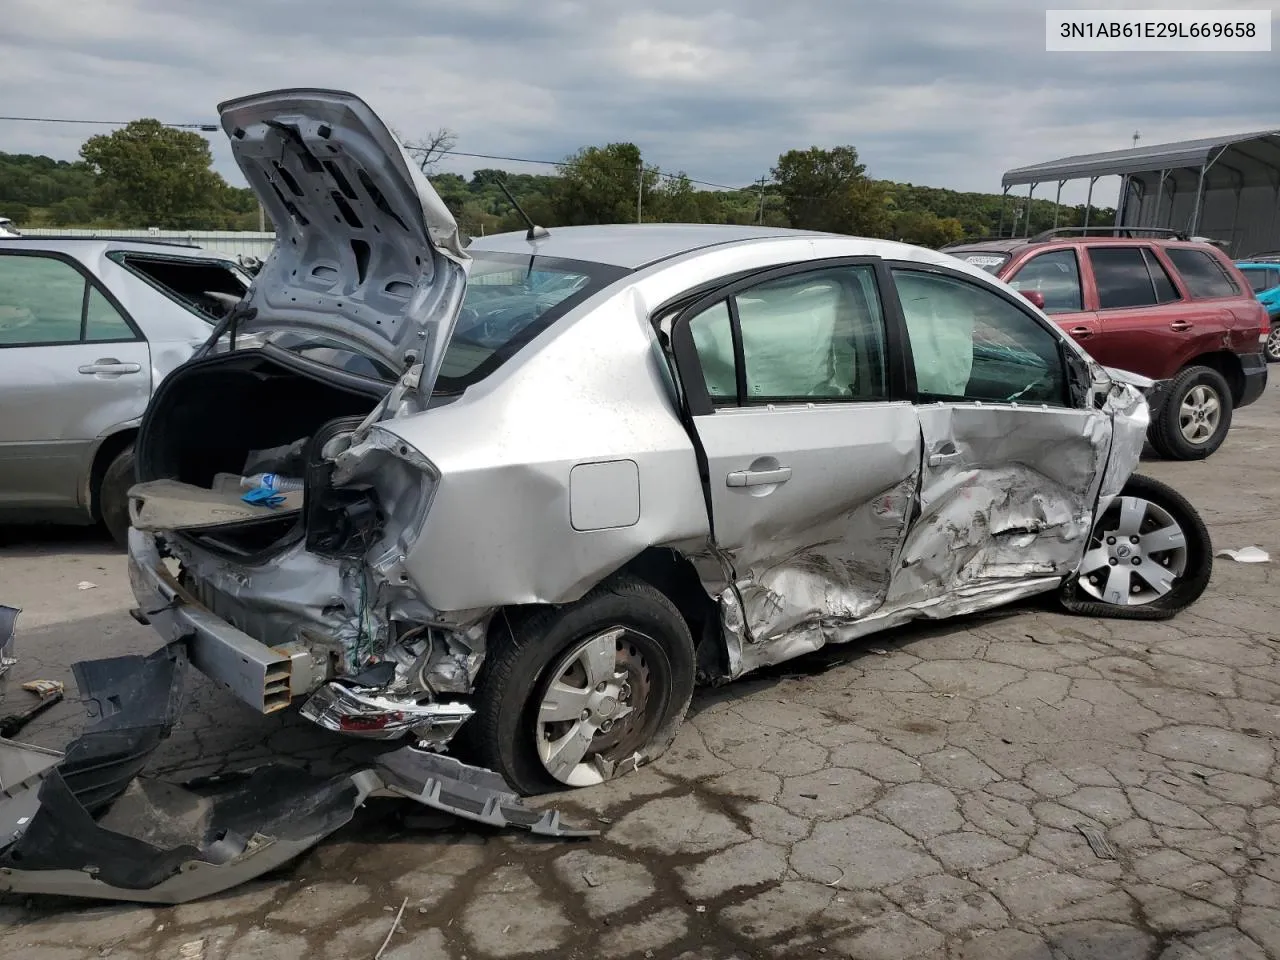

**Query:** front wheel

left=1265, top=320, right=1280, bottom=363
left=1060, top=474, right=1212, bottom=621
left=465, top=576, right=696, bottom=795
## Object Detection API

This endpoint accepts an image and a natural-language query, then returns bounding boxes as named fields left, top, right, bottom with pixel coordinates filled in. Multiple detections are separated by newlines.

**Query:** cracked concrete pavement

left=1, top=387, right=1277, bottom=960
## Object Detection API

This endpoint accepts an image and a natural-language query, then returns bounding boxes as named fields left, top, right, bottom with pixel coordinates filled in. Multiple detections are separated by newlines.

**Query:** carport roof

left=1002, top=129, right=1280, bottom=187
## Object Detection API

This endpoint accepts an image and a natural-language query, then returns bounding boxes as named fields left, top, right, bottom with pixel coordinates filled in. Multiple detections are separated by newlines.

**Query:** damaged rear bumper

left=0, top=643, right=593, bottom=904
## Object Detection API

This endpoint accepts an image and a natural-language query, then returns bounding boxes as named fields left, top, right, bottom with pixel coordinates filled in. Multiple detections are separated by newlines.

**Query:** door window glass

left=892, top=269, right=1067, bottom=405
left=1089, top=247, right=1159, bottom=309
left=1007, top=250, right=1082, bottom=313
left=1143, top=249, right=1181, bottom=303
left=0, top=255, right=86, bottom=346
left=85, top=287, right=135, bottom=341
left=687, top=300, right=736, bottom=401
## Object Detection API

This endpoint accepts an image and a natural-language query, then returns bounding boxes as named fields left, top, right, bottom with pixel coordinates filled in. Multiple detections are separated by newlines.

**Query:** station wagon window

left=1006, top=250, right=1082, bottom=314
left=1088, top=246, right=1169, bottom=309
left=1165, top=248, right=1241, bottom=298
left=892, top=269, right=1066, bottom=405
left=687, top=265, right=888, bottom=405
left=0, top=254, right=135, bottom=347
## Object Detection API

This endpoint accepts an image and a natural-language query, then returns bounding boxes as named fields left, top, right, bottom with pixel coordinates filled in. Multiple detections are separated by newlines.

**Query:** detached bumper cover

left=0, top=644, right=594, bottom=904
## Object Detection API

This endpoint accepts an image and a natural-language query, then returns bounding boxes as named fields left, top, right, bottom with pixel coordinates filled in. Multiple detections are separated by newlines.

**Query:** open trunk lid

left=219, top=88, right=469, bottom=396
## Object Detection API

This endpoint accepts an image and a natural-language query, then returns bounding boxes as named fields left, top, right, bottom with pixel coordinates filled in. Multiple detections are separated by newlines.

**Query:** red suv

left=944, top=229, right=1269, bottom=459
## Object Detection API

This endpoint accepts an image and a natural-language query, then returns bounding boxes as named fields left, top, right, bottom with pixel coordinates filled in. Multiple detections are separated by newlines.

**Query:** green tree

left=891, top=210, right=966, bottom=248
left=79, top=119, right=229, bottom=228
left=772, top=146, right=889, bottom=237
left=553, top=143, right=656, bottom=225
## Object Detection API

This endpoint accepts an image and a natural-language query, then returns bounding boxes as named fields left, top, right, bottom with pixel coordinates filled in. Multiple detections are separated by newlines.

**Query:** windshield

left=947, top=251, right=1011, bottom=274
left=433, top=251, right=627, bottom=393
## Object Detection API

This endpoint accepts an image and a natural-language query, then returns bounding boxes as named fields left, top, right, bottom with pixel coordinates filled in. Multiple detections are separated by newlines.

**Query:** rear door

left=1082, top=244, right=1190, bottom=379
left=668, top=260, right=920, bottom=672
left=885, top=263, right=1106, bottom=610
left=0, top=251, right=151, bottom=510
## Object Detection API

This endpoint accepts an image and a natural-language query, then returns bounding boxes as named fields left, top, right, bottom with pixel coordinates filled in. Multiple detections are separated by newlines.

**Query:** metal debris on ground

left=0, top=680, right=65, bottom=738
left=1077, top=823, right=1118, bottom=859
left=75, top=581, right=98, bottom=591
left=1216, top=546, right=1270, bottom=563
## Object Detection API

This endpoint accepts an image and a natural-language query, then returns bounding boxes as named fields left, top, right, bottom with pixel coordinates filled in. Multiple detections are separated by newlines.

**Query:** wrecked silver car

left=119, top=89, right=1211, bottom=800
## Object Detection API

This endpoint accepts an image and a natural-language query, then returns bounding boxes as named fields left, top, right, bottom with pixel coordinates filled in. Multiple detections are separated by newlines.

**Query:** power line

left=0, top=115, right=219, bottom=131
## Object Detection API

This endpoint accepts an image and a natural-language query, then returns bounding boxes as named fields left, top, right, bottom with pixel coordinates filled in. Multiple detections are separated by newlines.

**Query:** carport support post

left=1153, top=170, right=1168, bottom=229
left=1117, top=174, right=1130, bottom=227
left=1190, top=146, right=1229, bottom=236
left=997, top=186, right=1010, bottom=236
left=1083, top=176, right=1098, bottom=230
left=1024, top=182, right=1036, bottom=236
left=1052, top=180, right=1065, bottom=229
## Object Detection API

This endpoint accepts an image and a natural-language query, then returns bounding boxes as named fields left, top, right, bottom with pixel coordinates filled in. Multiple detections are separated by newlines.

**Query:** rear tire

left=99, top=444, right=135, bottom=549
left=464, top=576, right=695, bottom=796
left=1149, top=365, right=1232, bottom=460
left=1060, top=473, right=1212, bottom=621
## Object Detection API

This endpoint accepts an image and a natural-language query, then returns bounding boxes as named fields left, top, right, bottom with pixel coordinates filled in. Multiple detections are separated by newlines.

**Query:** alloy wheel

left=1178, top=384, right=1221, bottom=445
left=1077, top=496, right=1189, bottom=606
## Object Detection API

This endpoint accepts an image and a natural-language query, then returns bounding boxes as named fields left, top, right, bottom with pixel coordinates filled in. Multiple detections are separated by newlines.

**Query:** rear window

left=1243, top=268, right=1279, bottom=293
left=433, top=251, right=627, bottom=394
left=1165, top=248, right=1240, bottom=299
left=947, top=251, right=1010, bottom=274
left=111, top=253, right=251, bottom=322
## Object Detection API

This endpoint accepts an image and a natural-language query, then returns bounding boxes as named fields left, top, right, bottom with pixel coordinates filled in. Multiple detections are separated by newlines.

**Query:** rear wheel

left=1265, top=320, right=1280, bottom=363
left=1150, top=365, right=1232, bottom=460
left=465, top=576, right=695, bottom=795
left=99, top=444, right=135, bottom=548
left=1060, top=474, right=1211, bottom=620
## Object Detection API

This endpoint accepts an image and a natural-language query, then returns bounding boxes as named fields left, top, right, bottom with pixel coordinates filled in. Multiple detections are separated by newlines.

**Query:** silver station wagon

left=125, top=89, right=1212, bottom=797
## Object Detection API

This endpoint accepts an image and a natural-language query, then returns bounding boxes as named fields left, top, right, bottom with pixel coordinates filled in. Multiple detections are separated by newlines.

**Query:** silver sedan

left=126, top=90, right=1212, bottom=797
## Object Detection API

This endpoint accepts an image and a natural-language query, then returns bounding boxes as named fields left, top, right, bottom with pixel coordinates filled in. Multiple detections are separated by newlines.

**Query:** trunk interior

left=135, top=349, right=385, bottom=557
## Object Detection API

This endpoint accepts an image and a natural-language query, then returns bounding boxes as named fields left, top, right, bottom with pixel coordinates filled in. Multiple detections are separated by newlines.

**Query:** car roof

left=0, top=236, right=239, bottom=260
left=465, top=223, right=830, bottom=269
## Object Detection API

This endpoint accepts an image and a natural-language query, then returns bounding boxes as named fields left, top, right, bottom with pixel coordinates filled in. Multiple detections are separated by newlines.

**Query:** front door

left=669, top=261, right=920, bottom=674
left=0, top=252, right=151, bottom=511
left=884, top=264, right=1107, bottom=610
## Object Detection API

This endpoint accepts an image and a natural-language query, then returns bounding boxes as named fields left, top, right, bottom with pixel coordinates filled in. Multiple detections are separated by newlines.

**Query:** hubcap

left=1077, top=496, right=1189, bottom=606
left=1178, top=384, right=1221, bottom=445
left=535, top=627, right=654, bottom=787
left=1267, top=324, right=1280, bottom=362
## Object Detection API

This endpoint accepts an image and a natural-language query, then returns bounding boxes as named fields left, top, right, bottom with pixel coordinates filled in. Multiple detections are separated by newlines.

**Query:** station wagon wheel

left=464, top=575, right=695, bottom=795
left=1149, top=365, right=1232, bottom=461
left=1060, top=474, right=1212, bottom=621
left=1266, top=321, right=1280, bottom=363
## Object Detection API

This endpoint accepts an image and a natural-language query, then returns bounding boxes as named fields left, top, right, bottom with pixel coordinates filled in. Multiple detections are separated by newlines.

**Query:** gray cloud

left=1, top=0, right=1274, bottom=204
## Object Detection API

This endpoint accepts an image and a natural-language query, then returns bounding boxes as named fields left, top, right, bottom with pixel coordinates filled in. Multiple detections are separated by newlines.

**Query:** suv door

left=1085, top=244, right=1213, bottom=378
left=1003, top=247, right=1100, bottom=345
left=885, top=264, right=1104, bottom=610
left=668, top=260, right=920, bottom=673
left=0, top=252, right=151, bottom=512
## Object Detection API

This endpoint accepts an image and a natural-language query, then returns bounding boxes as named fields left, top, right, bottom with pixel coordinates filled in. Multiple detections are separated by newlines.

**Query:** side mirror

left=1019, top=290, right=1046, bottom=309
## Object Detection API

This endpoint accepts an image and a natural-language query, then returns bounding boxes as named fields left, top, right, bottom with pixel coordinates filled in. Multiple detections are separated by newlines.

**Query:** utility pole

left=1132, top=130, right=1141, bottom=148
left=257, top=202, right=265, bottom=232
left=756, top=175, right=768, bottom=225
left=637, top=161, right=644, bottom=224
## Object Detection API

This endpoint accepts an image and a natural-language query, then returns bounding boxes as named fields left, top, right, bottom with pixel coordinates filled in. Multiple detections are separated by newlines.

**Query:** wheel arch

left=1184, top=350, right=1244, bottom=405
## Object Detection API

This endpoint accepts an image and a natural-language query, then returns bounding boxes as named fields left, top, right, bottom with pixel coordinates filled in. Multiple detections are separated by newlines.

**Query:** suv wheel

left=465, top=576, right=695, bottom=795
left=1060, top=474, right=1212, bottom=621
left=99, top=443, right=135, bottom=548
left=1266, top=320, right=1280, bottom=363
left=1150, top=365, right=1232, bottom=460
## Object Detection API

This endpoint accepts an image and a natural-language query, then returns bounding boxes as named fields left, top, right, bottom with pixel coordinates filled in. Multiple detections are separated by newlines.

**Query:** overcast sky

left=2, top=0, right=1275, bottom=204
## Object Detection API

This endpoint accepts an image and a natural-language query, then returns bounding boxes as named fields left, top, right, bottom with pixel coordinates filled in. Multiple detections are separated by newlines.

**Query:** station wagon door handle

left=1069, top=325, right=1093, bottom=339
left=78, top=359, right=142, bottom=376
left=726, top=466, right=792, bottom=487
left=1169, top=320, right=1193, bottom=332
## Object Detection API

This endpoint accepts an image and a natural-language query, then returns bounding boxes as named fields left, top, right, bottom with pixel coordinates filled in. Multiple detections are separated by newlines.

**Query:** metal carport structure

left=1000, top=130, right=1280, bottom=256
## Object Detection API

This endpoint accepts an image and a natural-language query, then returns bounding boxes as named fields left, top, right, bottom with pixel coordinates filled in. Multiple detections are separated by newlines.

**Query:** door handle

left=78, top=358, right=142, bottom=375
left=1169, top=320, right=1193, bottom=332
left=928, top=451, right=963, bottom=467
left=726, top=466, right=792, bottom=487
left=1069, top=326, right=1093, bottom=339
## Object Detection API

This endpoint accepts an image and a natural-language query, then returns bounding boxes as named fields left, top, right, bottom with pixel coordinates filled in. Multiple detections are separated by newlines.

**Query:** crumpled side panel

left=1097, top=379, right=1150, bottom=504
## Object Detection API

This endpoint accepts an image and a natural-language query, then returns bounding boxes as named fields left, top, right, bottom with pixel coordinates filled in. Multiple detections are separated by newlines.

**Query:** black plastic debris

left=0, top=641, right=594, bottom=904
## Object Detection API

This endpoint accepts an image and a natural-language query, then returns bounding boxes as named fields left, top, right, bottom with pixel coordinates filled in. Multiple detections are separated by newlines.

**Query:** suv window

left=1244, top=270, right=1271, bottom=293
left=1165, top=248, right=1240, bottom=298
left=1088, top=246, right=1170, bottom=309
left=687, top=265, right=888, bottom=404
left=0, top=254, right=135, bottom=347
left=1143, top=249, right=1180, bottom=303
left=892, top=269, right=1067, bottom=405
left=113, top=253, right=250, bottom=322
left=1007, top=250, right=1082, bottom=314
